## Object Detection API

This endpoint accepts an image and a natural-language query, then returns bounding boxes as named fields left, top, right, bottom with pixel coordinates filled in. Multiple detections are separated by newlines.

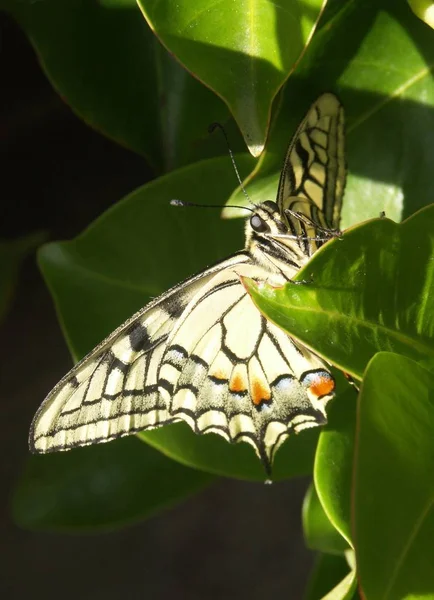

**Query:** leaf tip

left=408, top=0, right=434, bottom=28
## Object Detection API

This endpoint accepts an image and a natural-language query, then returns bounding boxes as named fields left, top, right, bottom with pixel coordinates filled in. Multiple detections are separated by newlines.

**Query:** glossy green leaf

left=244, top=205, right=434, bottom=380
left=13, top=436, right=213, bottom=532
left=302, top=482, right=349, bottom=555
left=314, top=384, right=357, bottom=548
left=408, top=0, right=434, bottom=29
left=38, top=154, right=319, bottom=481
left=0, top=232, right=46, bottom=322
left=354, top=353, right=434, bottom=599
left=305, top=553, right=357, bottom=600
left=2, top=0, right=230, bottom=170
left=225, top=0, right=434, bottom=225
left=39, top=155, right=249, bottom=361
left=321, top=568, right=357, bottom=600
left=154, top=44, right=244, bottom=170
left=137, top=0, right=327, bottom=157
left=141, top=421, right=320, bottom=482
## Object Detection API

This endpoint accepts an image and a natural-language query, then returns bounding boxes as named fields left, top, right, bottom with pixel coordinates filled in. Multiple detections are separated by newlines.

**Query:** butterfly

left=29, top=93, right=346, bottom=475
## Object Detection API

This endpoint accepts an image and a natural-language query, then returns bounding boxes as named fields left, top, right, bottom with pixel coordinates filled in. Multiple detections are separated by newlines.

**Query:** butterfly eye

left=250, top=214, right=270, bottom=233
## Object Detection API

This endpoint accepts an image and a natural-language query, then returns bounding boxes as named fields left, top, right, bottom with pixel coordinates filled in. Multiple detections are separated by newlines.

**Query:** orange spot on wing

left=229, top=372, right=247, bottom=393
left=251, top=378, right=271, bottom=406
left=308, top=373, right=335, bottom=398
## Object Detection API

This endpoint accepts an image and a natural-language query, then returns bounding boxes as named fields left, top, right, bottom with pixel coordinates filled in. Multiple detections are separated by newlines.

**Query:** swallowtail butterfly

left=29, top=93, right=346, bottom=474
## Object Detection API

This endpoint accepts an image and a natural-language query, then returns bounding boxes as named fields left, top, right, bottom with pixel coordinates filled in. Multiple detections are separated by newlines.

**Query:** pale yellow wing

left=158, top=263, right=335, bottom=473
left=277, top=93, right=346, bottom=247
left=29, top=253, right=250, bottom=453
left=30, top=253, right=335, bottom=475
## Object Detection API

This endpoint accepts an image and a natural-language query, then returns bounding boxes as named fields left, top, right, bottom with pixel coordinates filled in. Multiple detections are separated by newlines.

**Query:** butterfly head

left=245, top=200, right=308, bottom=273
left=246, top=200, right=286, bottom=236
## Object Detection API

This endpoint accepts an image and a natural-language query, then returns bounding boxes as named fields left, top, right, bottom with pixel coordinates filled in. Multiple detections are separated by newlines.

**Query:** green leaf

left=226, top=0, right=434, bottom=224
left=314, top=383, right=357, bottom=548
left=354, top=353, right=434, bottom=599
left=2, top=0, right=230, bottom=170
left=302, top=482, right=350, bottom=555
left=13, top=436, right=213, bottom=532
left=39, top=155, right=251, bottom=360
left=137, top=0, right=327, bottom=157
left=305, top=553, right=357, bottom=600
left=141, top=422, right=319, bottom=482
left=408, top=0, right=434, bottom=29
left=38, top=154, right=318, bottom=481
left=321, top=568, right=357, bottom=600
left=244, top=206, right=434, bottom=380
left=0, top=232, right=46, bottom=322
left=154, top=44, right=243, bottom=170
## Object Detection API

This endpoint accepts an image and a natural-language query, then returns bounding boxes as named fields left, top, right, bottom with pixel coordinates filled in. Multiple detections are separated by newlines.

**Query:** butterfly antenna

left=170, top=199, right=254, bottom=213
left=208, top=122, right=252, bottom=206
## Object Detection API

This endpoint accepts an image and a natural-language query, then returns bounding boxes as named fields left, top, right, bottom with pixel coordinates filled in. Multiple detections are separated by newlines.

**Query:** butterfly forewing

left=30, top=253, right=250, bottom=453
left=277, top=93, right=345, bottom=243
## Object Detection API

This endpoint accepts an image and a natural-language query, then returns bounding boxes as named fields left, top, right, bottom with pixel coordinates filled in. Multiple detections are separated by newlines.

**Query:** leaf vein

left=347, top=63, right=434, bottom=134
left=383, top=497, right=434, bottom=600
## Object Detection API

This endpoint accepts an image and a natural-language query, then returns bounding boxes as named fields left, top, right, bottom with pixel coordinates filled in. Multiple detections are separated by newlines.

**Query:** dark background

left=1, top=13, right=314, bottom=598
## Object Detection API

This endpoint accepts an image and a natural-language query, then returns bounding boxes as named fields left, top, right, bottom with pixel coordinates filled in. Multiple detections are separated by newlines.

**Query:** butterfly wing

left=31, top=252, right=335, bottom=473
left=158, top=262, right=335, bottom=473
left=30, top=94, right=343, bottom=472
left=29, top=252, right=251, bottom=453
left=277, top=93, right=346, bottom=246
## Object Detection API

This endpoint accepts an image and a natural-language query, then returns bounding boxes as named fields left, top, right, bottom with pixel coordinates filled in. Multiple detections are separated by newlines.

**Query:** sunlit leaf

left=138, top=0, right=327, bottom=156
left=408, top=0, right=434, bottom=29
left=225, top=0, right=434, bottom=226
left=244, top=206, right=434, bottom=380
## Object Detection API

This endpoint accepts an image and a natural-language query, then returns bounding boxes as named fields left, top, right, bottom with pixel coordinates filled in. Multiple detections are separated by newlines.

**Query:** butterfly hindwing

left=157, top=261, right=334, bottom=471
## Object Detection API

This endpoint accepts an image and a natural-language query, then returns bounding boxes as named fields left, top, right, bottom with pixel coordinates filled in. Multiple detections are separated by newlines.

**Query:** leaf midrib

left=347, top=63, right=434, bottom=135
left=382, top=496, right=434, bottom=599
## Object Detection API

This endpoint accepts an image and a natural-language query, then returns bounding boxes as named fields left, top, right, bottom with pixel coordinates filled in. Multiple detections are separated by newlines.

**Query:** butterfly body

left=30, top=93, right=346, bottom=475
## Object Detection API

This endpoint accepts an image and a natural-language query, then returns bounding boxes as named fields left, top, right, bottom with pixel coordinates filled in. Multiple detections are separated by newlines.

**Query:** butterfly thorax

left=245, top=201, right=312, bottom=281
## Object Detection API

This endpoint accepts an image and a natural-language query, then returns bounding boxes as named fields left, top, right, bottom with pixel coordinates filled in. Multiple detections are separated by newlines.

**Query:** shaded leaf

left=141, top=422, right=320, bottom=482
left=13, top=436, right=213, bottom=532
left=244, top=206, right=434, bottom=380
left=154, top=43, right=243, bottom=170
left=138, top=0, right=327, bottom=156
left=354, top=353, right=434, bottom=599
left=2, top=0, right=230, bottom=170
left=0, top=231, right=46, bottom=322
left=302, top=482, right=349, bottom=555
left=305, top=553, right=357, bottom=600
